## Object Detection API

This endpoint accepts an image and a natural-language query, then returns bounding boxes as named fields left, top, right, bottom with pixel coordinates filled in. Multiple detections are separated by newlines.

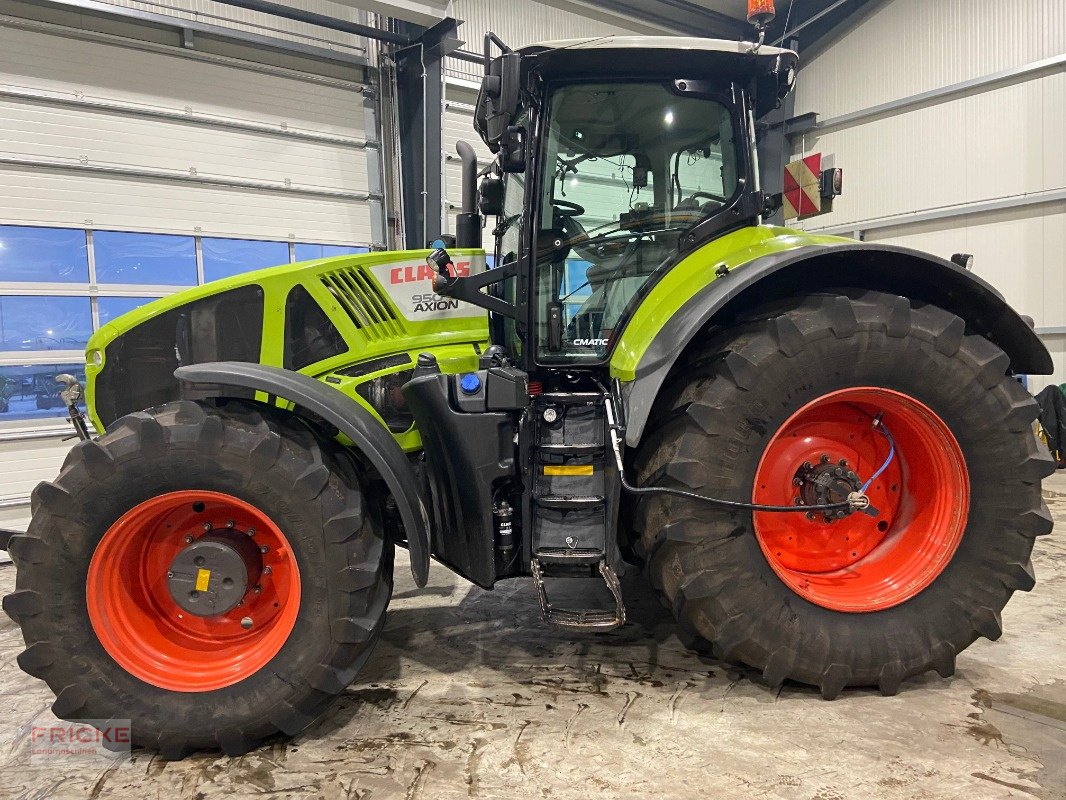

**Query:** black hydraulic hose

left=617, top=472, right=852, bottom=512
left=601, top=392, right=892, bottom=515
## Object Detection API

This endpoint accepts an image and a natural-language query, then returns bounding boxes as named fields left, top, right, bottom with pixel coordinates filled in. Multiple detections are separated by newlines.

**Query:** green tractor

left=4, top=28, right=1054, bottom=759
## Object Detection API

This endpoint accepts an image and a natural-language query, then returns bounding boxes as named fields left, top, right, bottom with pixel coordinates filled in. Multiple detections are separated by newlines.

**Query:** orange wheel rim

left=752, top=388, right=969, bottom=612
left=86, top=490, right=301, bottom=692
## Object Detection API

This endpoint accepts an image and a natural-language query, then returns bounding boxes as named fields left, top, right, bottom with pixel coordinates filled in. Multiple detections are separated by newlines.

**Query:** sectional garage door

left=0, top=18, right=379, bottom=536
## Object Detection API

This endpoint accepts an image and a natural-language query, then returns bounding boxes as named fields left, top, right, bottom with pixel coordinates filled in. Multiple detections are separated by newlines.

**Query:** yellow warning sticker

left=195, top=568, right=211, bottom=592
left=543, top=464, right=594, bottom=476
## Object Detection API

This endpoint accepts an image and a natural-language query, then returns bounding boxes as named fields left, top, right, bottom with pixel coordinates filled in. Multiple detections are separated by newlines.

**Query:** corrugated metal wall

left=791, top=0, right=1066, bottom=392
left=446, top=0, right=665, bottom=81
left=104, top=0, right=369, bottom=55
left=0, top=22, right=374, bottom=241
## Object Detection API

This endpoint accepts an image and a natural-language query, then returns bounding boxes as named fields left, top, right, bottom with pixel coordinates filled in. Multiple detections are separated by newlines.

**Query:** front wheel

left=4, top=400, right=392, bottom=757
left=634, top=291, right=1055, bottom=698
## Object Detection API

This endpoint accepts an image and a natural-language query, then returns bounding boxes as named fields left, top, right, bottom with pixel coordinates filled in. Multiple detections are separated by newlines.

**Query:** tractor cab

left=441, top=35, right=796, bottom=368
left=405, top=34, right=801, bottom=626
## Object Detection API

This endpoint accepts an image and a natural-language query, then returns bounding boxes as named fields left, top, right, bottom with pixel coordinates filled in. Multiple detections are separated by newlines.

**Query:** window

left=0, top=226, right=366, bottom=427
left=0, top=226, right=89, bottom=283
left=535, top=81, right=739, bottom=361
left=561, top=259, right=593, bottom=318
left=98, top=296, right=158, bottom=327
left=0, top=363, right=86, bottom=421
left=203, top=238, right=290, bottom=283
left=0, top=296, right=92, bottom=351
left=95, top=231, right=197, bottom=286
left=294, top=243, right=369, bottom=261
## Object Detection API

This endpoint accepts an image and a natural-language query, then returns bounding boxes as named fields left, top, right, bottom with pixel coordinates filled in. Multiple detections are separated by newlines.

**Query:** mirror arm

left=433, top=258, right=520, bottom=318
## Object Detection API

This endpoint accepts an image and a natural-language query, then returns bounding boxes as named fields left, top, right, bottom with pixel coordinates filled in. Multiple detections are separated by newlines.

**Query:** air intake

left=320, top=266, right=404, bottom=340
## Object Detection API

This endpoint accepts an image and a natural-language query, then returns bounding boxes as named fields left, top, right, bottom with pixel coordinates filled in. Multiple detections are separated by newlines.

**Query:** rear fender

left=175, top=362, right=432, bottom=587
left=615, top=242, right=1051, bottom=447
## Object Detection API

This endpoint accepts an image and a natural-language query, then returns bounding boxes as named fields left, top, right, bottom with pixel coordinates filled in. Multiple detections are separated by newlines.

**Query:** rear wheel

left=3, top=400, right=392, bottom=757
left=634, top=291, right=1055, bottom=697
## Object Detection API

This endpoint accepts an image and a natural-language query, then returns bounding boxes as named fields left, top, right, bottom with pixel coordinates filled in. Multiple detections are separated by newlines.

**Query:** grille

left=320, top=266, right=404, bottom=340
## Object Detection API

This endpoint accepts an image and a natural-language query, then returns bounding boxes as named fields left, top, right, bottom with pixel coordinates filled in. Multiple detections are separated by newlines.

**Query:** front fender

left=175, top=362, right=432, bottom=587
left=613, top=231, right=1051, bottom=447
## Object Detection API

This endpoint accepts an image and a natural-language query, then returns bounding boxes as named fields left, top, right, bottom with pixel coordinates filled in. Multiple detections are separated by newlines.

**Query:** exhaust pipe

left=455, top=141, right=482, bottom=249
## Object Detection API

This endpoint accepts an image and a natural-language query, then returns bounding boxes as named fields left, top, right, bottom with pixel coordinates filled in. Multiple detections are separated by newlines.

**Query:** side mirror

left=474, top=42, right=521, bottom=151
left=499, top=125, right=526, bottom=173
left=479, top=176, right=504, bottom=216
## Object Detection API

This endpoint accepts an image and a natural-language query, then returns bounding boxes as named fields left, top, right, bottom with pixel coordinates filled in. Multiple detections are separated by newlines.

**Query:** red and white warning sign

left=783, top=153, right=822, bottom=220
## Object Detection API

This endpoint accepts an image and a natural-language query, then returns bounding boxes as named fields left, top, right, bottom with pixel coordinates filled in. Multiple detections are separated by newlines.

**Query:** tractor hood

left=84, top=250, right=489, bottom=432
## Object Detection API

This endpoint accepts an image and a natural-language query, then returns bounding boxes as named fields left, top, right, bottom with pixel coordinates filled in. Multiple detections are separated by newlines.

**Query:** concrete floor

left=2, top=478, right=1065, bottom=800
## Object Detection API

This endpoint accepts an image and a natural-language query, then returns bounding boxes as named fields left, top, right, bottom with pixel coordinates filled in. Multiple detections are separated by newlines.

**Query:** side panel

left=85, top=249, right=491, bottom=435
left=612, top=226, right=1052, bottom=446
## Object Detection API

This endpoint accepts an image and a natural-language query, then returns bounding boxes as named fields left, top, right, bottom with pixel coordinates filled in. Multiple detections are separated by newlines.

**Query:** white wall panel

left=864, top=202, right=1066, bottom=332
left=795, top=72, right=1062, bottom=226
left=0, top=166, right=371, bottom=241
left=0, top=432, right=72, bottom=510
left=0, top=429, right=76, bottom=562
left=446, top=0, right=665, bottom=81
left=792, top=0, right=1065, bottom=388
left=0, top=100, right=369, bottom=194
left=0, top=24, right=364, bottom=137
left=104, top=0, right=369, bottom=54
left=795, top=0, right=1066, bottom=120
left=0, top=22, right=374, bottom=242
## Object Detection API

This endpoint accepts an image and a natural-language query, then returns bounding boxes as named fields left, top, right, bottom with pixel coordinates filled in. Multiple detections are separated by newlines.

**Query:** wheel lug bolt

left=167, top=571, right=174, bottom=578
left=247, top=528, right=256, bottom=537
left=241, top=617, right=253, bottom=629
left=263, top=566, right=272, bottom=575
left=226, top=520, right=235, bottom=528
left=802, top=461, right=812, bottom=471
left=805, top=512, right=815, bottom=520
left=253, top=585, right=261, bottom=593
left=839, top=459, right=848, bottom=467
left=260, top=545, right=268, bottom=554
left=820, top=454, right=830, bottom=463
left=184, top=535, right=194, bottom=544
left=202, top=522, right=212, bottom=531
left=793, top=477, right=803, bottom=486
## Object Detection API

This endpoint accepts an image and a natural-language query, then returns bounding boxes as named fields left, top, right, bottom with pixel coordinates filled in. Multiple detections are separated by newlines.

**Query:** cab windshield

left=533, top=81, right=740, bottom=362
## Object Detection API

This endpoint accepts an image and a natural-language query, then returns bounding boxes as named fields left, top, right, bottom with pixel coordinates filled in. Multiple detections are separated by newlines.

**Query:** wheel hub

left=86, top=490, right=301, bottom=692
left=167, top=528, right=263, bottom=616
left=795, top=454, right=862, bottom=522
left=752, top=387, right=969, bottom=612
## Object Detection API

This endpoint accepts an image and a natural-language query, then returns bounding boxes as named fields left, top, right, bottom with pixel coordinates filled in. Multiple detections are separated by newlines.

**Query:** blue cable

left=860, top=421, right=896, bottom=494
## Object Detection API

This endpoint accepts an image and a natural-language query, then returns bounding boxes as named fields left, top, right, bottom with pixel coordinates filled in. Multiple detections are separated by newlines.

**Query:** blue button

left=460, top=373, right=481, bottom=394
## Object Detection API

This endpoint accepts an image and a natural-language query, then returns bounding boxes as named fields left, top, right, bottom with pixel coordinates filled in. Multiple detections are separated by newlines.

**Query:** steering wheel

left=551, top=199, right=586, bottom=217
left=688, top=191, right=728, bottom=204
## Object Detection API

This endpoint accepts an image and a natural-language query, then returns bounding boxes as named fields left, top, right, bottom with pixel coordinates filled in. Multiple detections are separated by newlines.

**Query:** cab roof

left=517, top=35, right=798, bottom=84
left=521, top=35, right=795, bottom=59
